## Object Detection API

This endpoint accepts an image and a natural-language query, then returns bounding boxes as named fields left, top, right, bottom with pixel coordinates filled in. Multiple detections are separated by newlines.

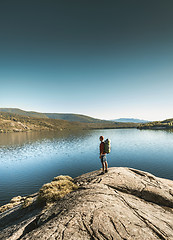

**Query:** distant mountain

left=112, top=118, right=149, bottom=123
left=0, top=108, right=109, bottom=123
left=0, top=108, right=146, bottom=125
left=44, top=113, right=109, bottom=123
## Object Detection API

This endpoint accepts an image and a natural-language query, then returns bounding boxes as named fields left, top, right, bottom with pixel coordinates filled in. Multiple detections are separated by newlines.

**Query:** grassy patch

left=0, top=175, right=77, bottom=213
left=53, top=175, right=73, bottom=182
left=0, top=203, right=15, bottom=213
left=37, top=176, right=78, bottom=204
left=0, top=195, right=25, bottom=213
left=22, top=197, right=34, bottom=208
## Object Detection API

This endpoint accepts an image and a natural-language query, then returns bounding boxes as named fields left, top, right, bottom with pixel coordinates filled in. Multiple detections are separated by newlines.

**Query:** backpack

left=104, top=139, right=111, bottom=154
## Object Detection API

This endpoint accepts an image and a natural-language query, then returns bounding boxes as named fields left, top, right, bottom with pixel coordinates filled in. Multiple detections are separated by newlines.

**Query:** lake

left=0, top=128, right=173, bottom=206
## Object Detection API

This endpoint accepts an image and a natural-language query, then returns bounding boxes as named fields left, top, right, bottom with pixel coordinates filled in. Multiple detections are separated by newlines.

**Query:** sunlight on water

left=0, top=129, right=173, bottom=206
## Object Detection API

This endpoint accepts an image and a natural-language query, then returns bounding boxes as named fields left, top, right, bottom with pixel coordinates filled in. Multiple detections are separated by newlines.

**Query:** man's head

left=100, top=136, right=104, bottom=141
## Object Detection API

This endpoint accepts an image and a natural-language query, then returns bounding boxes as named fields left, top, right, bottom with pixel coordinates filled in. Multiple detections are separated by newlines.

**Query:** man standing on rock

left=99, top=136, right=108, bottom=174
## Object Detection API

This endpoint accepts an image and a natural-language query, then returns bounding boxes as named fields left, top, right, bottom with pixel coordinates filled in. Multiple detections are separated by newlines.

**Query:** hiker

left=99, top=136, right=108, bottom=173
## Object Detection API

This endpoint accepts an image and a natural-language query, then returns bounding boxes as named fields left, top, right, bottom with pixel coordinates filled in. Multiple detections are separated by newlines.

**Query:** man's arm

left=99, top=142, right=104, bottom=158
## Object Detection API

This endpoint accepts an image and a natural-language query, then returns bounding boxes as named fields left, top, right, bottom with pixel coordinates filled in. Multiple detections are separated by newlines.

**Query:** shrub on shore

left=0, top=175, right=77, bottom=213
left=37, top=175, right=78, bottom=204
left=22, top=197, right=34, bottom=208
left=53, top=175, right=73, bottom=182
left=0, top=203, right=16, bottom=213
left=0, top=196, right=25, bottom=213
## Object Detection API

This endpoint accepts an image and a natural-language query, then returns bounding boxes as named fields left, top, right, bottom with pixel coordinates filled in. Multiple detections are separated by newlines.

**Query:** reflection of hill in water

left=0, top=130, right=90, bottom=147
left=1, top=128, right=173, bottom=207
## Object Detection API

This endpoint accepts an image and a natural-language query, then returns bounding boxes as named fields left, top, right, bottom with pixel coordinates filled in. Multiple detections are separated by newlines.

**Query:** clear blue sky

left=1, top=0, right=173, bottom=121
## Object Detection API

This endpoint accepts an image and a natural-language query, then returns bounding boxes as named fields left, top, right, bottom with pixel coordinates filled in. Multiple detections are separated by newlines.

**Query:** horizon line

left=0, top=107, right=166, bottom=122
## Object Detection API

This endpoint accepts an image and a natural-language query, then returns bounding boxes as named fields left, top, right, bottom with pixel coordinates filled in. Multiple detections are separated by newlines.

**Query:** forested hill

left=0, top=108, right=109, bottom=123
left=138, top=118, right=173, bottom=129
left=0, top=111, right=138, bottom=133
left=44, top=113, right=108, bottom=123
left=0, top=108, right=49, bottom=119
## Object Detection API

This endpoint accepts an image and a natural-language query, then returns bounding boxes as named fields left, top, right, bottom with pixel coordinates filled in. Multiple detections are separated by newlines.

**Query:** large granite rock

left=0, top=167, right=173, bottom=239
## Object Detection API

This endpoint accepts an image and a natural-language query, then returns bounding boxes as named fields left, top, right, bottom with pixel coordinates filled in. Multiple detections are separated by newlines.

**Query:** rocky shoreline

left=0, top=167, right=173, bottom=239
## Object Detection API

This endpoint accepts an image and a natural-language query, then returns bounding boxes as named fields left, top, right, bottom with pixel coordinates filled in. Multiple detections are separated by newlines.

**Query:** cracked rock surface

left=0, top=167, right=173, bottom=240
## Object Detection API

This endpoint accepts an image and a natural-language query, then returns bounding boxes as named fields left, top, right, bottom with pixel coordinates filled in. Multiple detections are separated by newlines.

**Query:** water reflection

left=0, top=129, right=173, bottom=206
left=0, top=130, right=88, bottom=147
left=0, top=130, right=96, bottom=206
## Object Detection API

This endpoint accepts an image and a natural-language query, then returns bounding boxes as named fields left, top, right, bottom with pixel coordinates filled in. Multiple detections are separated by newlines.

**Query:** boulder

left=0, top=167, right=173, bottom=239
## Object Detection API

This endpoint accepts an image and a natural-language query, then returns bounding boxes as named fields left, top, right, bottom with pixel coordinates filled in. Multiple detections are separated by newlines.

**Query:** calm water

left=0, top=128, right=173, bottom=206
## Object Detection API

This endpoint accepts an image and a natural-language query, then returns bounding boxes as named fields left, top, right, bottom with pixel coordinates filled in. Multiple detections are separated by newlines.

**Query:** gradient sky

left=1, top=0, right=173, bottom=121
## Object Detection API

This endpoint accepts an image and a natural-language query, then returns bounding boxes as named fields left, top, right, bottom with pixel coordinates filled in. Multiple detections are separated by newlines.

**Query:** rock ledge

left=0, top=167, right=173, bottom=240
